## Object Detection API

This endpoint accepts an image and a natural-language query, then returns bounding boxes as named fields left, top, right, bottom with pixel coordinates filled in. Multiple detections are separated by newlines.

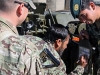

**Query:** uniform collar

left=0, top=17, right=19, bottom=35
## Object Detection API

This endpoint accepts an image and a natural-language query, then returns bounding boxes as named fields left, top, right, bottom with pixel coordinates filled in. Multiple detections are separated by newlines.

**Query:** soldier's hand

left=79, top=30, right=89, bottom=40
left=78, top=55, right=88, bottom=68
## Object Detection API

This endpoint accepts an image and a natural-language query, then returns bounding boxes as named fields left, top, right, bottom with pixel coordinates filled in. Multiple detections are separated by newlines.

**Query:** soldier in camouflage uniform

left=70, top=0, right=100, bottom=74
left=23, top=24, right=87, bottom=75
left=0, top=0, right=44, bottom=74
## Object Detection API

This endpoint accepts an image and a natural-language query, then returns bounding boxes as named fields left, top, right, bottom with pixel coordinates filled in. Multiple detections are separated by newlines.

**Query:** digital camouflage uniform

left=23, top=35, right=85, bottom=75
left=0, top=17, right=43, bottom=75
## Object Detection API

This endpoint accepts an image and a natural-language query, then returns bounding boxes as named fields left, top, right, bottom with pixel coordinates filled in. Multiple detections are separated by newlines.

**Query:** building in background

left=33, top=0, right=67, bottom=12
left=32, top=0, right=100, bottom=12
left=33, top=0, right=46, bottom=3
left=46, top=0, right=65, bottom=11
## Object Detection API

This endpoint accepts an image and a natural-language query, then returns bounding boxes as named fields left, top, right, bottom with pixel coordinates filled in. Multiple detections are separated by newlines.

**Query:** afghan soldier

left=23, top=23, right=87, bottom=75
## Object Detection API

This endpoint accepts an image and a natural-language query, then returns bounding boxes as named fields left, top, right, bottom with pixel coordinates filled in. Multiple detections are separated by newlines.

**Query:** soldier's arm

left=69, top=65, right=84, bottom=75
left=20, top=37, right=44, bottom=75
left=68, top=55, right=88, bottom=75
left=0, top=35, right=27, bottom=74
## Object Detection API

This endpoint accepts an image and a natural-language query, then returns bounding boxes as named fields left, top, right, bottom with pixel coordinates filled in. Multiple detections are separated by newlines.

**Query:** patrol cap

left=70, top=0, right=81, bottom=19
left=23, top=0, right=36, bottom=9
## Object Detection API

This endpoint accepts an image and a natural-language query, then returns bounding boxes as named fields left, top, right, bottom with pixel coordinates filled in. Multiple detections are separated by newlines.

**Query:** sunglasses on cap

left=14, top=1, right=33, bottom=11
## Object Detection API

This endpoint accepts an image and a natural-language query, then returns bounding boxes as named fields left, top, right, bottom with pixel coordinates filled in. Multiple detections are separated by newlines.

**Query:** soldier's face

left=57, top=36, right=69, bottom=56
left=79, top=3, right=96, bottom=24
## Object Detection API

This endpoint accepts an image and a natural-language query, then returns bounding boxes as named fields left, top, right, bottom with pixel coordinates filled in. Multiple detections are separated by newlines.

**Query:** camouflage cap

left=23, top=0, right=36, bottom=9
left=70, top=0, right=81, bottom=19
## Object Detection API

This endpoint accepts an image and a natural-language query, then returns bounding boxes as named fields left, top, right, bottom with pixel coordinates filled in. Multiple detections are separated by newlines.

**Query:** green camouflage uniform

left=24, top=35, right=85, bottom=75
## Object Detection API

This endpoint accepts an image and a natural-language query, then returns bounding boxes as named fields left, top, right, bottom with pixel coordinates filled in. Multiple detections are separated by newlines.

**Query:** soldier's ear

left=56, top=39, right=62, bottom=47
left=53, top=39, right=62, bottom=51
left=17, top=4, right=24, bottom=16
left=90, top=2, right=95, bottom=10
